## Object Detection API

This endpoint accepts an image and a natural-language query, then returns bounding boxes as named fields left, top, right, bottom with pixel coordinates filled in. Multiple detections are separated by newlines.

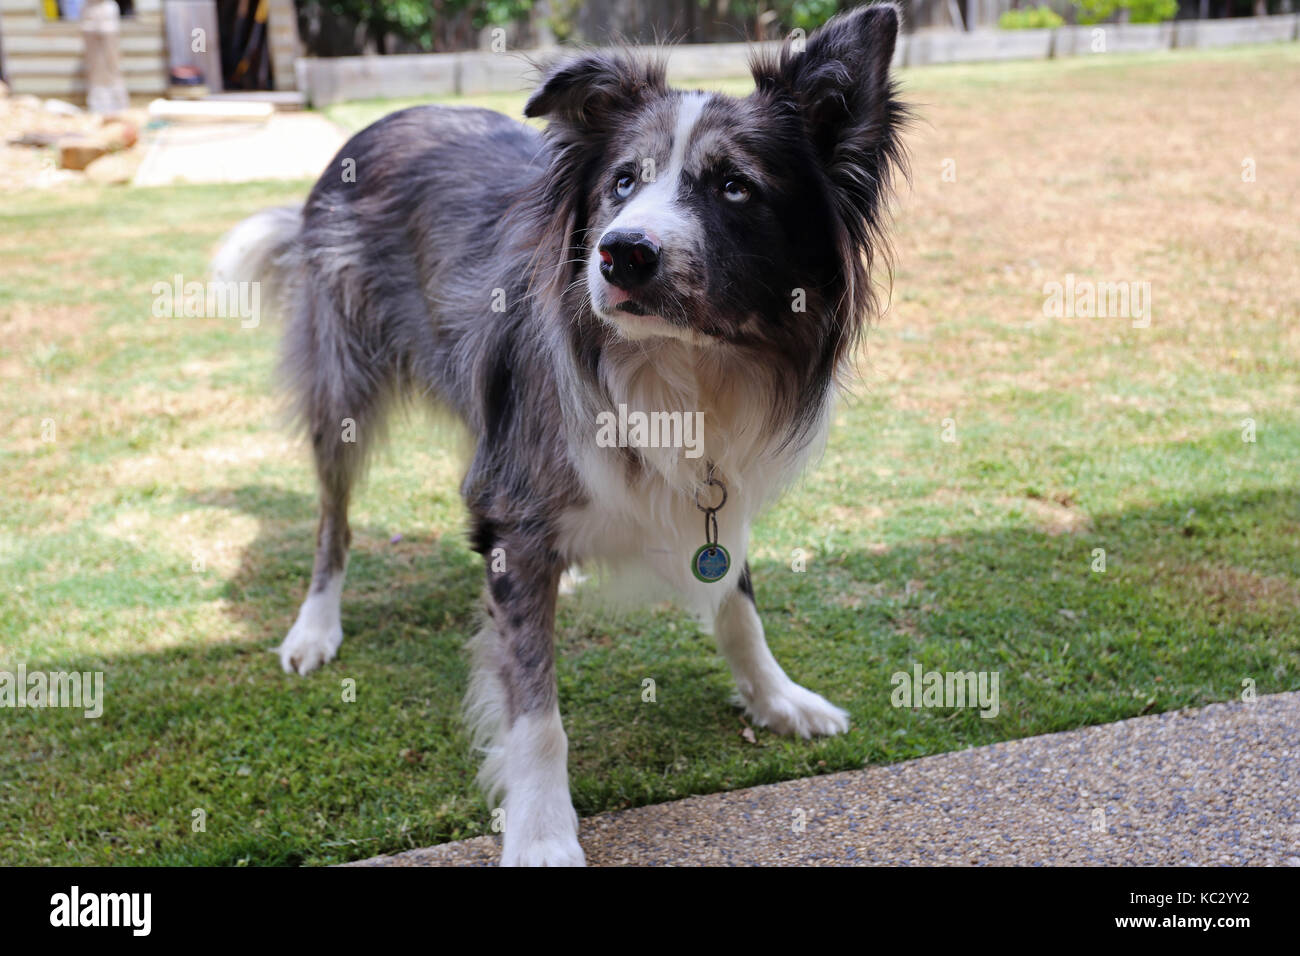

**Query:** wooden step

left=5, top=55, right=168, bottom=76
left=1, top=33, right=164, bottom=54
left=202, top=90, right=307, bottom=111
left=0, top=9, right=163, bottom=28
left=149, top=98, right=274, bottom=122
left=6, top=74, right=167, bottom=96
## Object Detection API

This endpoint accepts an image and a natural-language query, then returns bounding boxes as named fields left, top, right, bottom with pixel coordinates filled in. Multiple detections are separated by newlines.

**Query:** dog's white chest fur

left=555, top=338, right=828, bottom=615
left=557, top=450, right=752, bottom=615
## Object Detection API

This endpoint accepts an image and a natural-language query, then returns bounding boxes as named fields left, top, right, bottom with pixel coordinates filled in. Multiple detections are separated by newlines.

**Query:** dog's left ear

left=525, top=52, right=667, bottom=131
left=755, top=3, right=902, bottom=174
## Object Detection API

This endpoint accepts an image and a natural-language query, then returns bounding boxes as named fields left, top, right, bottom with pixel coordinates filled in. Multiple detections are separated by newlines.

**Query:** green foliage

left=1072, top=0, right=1179, bottom=25
left=1127, top=0, right=1180, bottom=23
left=726, top=0, right=839, bottom=36
left=546, top=0, right=584, bottom=43
left=482, top=0, right=533, bottom=27
left=788, top=0, right=841, bottom=32
left=998, top=5, right=1065, bottom=29
left=305, top=0, right=534, bottom=49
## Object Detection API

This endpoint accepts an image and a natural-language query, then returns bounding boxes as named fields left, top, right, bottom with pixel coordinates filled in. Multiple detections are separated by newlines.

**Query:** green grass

left=1, top=44, right=1298, bottom=866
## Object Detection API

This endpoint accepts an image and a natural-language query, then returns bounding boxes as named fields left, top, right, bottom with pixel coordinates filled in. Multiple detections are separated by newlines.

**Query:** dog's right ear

left=524, top=53, right=667, bottom=130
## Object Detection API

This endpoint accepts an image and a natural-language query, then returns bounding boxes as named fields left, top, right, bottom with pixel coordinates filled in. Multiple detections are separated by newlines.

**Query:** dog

left=212, top=3, right=906, bottom=866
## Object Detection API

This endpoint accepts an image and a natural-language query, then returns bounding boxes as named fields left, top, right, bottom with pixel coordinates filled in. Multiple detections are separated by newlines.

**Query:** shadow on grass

left=3, top=483, right=1296, bottom=865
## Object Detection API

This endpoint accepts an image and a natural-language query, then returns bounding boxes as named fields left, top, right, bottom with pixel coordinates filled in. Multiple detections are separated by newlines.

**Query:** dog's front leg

left=713, top=564, right=850, bottom=739
left=466, top=531, right=583, bottom=867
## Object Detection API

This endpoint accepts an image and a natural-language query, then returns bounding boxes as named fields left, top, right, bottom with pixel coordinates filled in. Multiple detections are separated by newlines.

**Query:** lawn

left=1, top=43, right=1297, bottom=866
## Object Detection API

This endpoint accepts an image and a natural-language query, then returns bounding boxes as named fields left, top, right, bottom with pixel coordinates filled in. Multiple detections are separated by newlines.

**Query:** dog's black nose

left=598, top=230, right=660, bottom=289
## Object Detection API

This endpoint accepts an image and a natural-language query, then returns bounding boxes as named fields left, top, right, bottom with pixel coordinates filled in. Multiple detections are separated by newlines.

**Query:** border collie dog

left=214, top=4, right=906, bottom=865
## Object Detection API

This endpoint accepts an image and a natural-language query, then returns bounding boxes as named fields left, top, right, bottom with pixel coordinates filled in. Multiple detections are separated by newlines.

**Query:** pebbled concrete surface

left=348, top=692, right=1300, bottom=867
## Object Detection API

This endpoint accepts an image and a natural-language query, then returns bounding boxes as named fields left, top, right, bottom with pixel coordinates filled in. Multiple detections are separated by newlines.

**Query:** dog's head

left=525, top=3, right=907, bottom=362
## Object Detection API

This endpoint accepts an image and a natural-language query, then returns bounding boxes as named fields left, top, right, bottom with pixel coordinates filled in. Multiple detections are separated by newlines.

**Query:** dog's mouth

left=607, top=296, right=690, bottom=331
left=589, top=270, right=719, bottom=345
left=594, top=294, right=714, bottom=346
left=599, top=284, right=672, bottom=324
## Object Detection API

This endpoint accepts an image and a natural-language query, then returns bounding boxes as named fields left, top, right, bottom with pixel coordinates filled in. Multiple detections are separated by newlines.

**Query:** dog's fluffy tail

left=210, top=205, right=302, bottom=320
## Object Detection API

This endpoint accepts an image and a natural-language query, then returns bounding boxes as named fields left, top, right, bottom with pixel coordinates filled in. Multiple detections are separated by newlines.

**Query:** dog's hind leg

left=713, top=563, right=850, bottom=739
left=278, top=291, right=386, bottom=675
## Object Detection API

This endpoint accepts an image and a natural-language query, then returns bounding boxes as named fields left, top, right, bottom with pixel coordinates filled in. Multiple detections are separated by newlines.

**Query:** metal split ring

left=694, top=476, right=727, bottom=514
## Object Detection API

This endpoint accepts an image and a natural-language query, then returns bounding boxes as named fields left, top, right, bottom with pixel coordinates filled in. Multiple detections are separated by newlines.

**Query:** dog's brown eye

left=614, top=174, right=636, bottom=199
left=722, top=179, right=751, bottom=204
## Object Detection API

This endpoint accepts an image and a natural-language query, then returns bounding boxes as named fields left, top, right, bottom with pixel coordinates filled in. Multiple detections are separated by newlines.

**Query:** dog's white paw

left=500, top=830, right=586, bottom=867
left=278, top=587, right=344, bottom=675
left=743, top=680, right=850, bottom=739
left=495, top=709, right=585, bottom=866
left=279, top=577, right=344, bottom=675
left=499, top=798, right=585, bottom=867
left=278, top=617, right=341, bottom=675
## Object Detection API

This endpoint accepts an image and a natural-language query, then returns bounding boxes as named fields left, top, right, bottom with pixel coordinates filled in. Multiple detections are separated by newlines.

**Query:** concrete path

left=350, top=692, right=1299, bottom=866
left=133, top=112, right=347, bottom=186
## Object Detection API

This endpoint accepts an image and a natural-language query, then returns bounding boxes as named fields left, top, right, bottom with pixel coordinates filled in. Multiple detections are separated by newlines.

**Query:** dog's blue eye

left=722, top=179, right=751, bottom=204
left=614, top=175, right=636, bottom=199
